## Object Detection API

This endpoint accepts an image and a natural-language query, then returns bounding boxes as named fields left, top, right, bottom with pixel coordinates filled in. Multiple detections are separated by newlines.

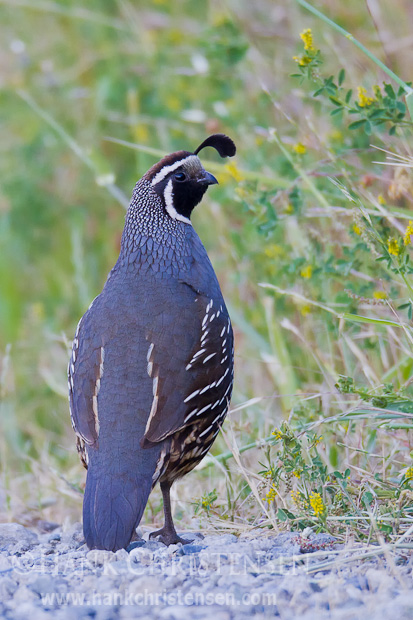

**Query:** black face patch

left=144, top=135, right=236, bottom=223
left=152, top=157, right=211, bottom=222
left=169, top=173, right=209, bottom=220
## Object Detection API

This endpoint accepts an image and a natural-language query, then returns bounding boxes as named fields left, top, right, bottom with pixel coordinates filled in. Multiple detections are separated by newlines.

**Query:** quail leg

left=149, top=481, right=190, bottom=545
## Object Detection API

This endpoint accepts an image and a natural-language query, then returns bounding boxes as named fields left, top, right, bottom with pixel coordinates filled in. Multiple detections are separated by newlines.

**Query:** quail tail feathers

left=83, top=469, right=149, bottom=551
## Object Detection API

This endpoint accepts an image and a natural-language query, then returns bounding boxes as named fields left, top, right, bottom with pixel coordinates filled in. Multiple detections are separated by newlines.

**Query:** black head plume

left=194, top=134, right=236, bottom=158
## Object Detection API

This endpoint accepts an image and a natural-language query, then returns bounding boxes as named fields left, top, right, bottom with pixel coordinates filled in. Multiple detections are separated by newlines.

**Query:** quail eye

left=174, top=171, right=186, bottom=182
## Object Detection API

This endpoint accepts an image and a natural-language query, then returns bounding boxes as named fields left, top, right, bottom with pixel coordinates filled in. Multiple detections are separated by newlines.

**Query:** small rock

left=277, top=588, right=293, bottom=602
left=92, top=606, right=120, bottom=620
left=271, top=532, right=299, bottom=547
left=158, top=605, right=194, bottom=620
left=203, top=534, right=238, bottom=546
left=181, top=532, right=205, bottom=541
left=110, top=560, right=130, bottom=575
left=0, top=576, right=18, bottom=599
left=165, top=543, right=180, bottom=554
left=218, top=573, right=257, bottom=587
left=10, top=540, right=36, bottom=556
left=27, top=574, right=58, bottom=595
left=12, top=584, right=40, bottom=604
left=127, top=540, right=146, bottom=553
left=35, top=520, right=60, bottom=533
left=86, top=549, right=116, bottom=566
left=12, top=603, right=51, bottom=620
left=178, top=544, right=205, bottom=556
left=61, top=522, right=84, bottom=547
left=47, top=532, right=61, bottom=543
left=0, top=523, right=38, bottom=550
left=129, top=575, right=162, bottom=594
left=347, top=574, right=369, bottom=591
left=115, top=548, right=129, bottom=562
left=337, top=597, right=364, bottom=609
left=309, top=580, right=323, bottom=593
left=163, top=575, right=186, bottom=589
left=0, top=555, right=12, bottom=571
left=365, top=568, right=394, bottom=592
left=144, top=540, right=166, bottom=551
left=129, top=546, right=154, bottom=565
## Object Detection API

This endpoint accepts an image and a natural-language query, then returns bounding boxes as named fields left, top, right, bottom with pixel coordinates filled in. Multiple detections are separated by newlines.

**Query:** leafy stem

left=295, top=0, right=413, bottom=119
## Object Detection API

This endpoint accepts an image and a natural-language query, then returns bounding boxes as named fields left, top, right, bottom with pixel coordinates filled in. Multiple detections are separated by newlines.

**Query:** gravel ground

left=0, top=522, right=412, bottom=619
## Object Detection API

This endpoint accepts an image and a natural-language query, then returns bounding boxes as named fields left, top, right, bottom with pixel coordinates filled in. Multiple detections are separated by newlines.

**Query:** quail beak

left=198, top=171, right=218, bottom=186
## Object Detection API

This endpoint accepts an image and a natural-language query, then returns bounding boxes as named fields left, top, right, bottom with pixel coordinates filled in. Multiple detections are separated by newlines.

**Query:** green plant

left=193, top=489, right=218, bottom=516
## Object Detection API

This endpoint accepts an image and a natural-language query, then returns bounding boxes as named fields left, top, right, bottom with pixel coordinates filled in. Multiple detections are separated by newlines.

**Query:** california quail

left=68, top=134, right=236, bottom=551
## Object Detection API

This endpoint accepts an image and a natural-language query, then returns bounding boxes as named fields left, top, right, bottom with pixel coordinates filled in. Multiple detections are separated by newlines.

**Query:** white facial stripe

left=163, top=179, right=192, bottom=226
left=151, top=155, right=198, bottom=186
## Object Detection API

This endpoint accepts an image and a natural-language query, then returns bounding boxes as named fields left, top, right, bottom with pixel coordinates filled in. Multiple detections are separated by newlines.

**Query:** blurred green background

left=1, top=0, right=413, bottom=533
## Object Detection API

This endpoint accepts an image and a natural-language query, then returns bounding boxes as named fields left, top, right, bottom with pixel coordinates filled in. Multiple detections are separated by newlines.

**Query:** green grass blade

left=341, top=313, right=407, bottom=328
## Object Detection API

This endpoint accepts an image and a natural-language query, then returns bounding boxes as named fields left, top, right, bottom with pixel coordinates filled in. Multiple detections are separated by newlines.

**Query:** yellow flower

left=284, top=203, right=294, bottom=214
left=291, top=490, right=308, bottom=511
left=223, top=161, right=244, bottom=183
left=168, top=29, right=185, bottom=45
left=357, top=86, right=375, bottom=108
left=300, top=28, right=316, bottom=52
left=353, top=224, right=362, bottom=235
left=405, top=466, right=413, bottom=480
left=293, top=55, right=312, bottom=67
left=309, top=491, right=326, bottom=518
left=265, top=488, right=276, bottom=503
left=212, top=13, right=229, bottom=28
left=291, top=490, right=301, bottom=505
left=293, top=142, right=307, bottom=155
left=377, top=194, right=385, bottom=205
left=300, top=265, right=313, bottom=279
left=329, top=129, right=343, bottom=141
left=404, top=221, right=413, bottom=246
left=134, top=124, right=149, bottom=143
left=265, top=244, right=284, bottom=258
left=293, top=470, right=302, bottom=479
left=165, top=94, right=181, bottom=112
left=373, top=291, right=387, bottom=300
left=300, top=304, right=312, bottom=316
left=271, top=428, right=283, bottom=440
left=387, top=238, right=400, bottom=256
